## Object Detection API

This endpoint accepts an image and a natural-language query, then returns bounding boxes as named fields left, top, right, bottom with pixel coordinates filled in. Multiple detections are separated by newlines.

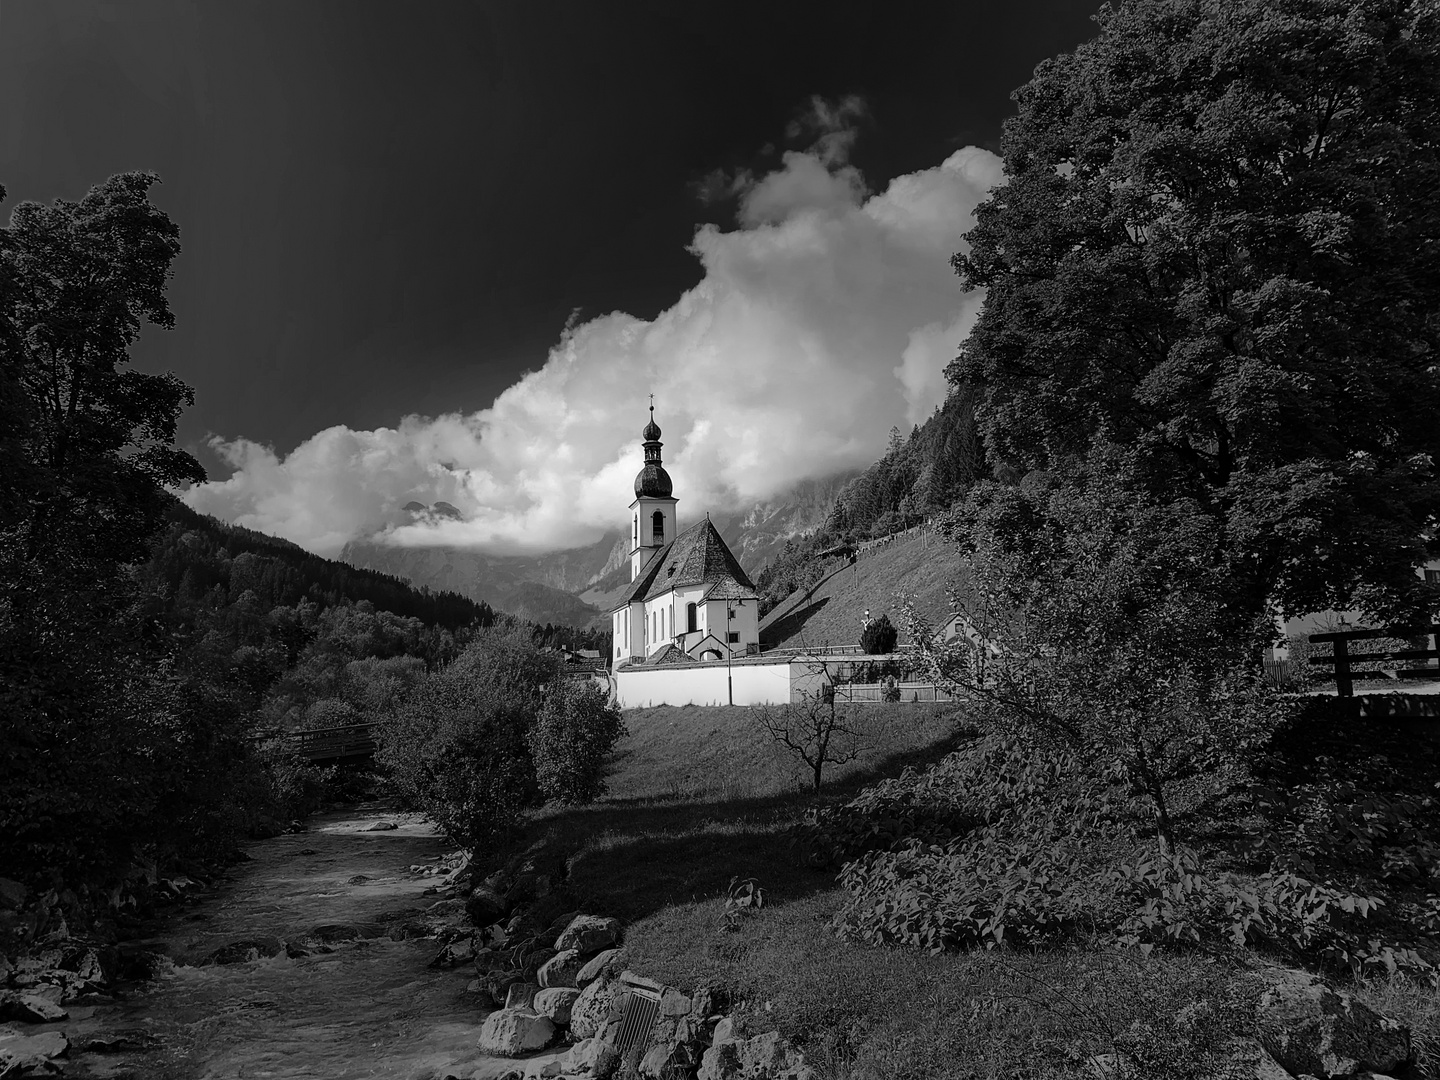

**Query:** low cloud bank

left=185, top=117, right=1002, bottom=557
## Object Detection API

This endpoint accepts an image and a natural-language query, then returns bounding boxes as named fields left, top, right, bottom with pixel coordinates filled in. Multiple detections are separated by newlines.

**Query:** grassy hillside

left=515, top=702, right=1439, bottom=1079
left=759, top=527, right=967, bottom=649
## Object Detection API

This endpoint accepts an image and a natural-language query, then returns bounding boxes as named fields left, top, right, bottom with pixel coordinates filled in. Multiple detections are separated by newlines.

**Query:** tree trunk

left=1131, top=741, right=1175, bottom=858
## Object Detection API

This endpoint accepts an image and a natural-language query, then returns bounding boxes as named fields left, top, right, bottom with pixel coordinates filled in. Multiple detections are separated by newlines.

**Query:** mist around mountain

left=340, top=473, right=857, bottom=626
left=339, top=537, right=612, bottom=628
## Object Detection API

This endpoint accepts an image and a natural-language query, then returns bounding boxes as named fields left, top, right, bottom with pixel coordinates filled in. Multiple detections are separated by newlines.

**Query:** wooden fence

left=253, top=723, right=378, bottom=763
left=832, top=681, right=956, bottom=703
left=1306, top=625, right=1440, bottom=697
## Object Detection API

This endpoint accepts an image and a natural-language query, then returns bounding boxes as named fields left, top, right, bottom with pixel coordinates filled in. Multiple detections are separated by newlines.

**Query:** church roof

left=702, top=578, right=758, bottom=601
left=613, top=518, right=756, bottom=609
left=645, top=643, right=691, bottom=666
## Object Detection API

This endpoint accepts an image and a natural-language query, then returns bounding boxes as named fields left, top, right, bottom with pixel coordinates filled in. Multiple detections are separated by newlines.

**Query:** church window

left=727, top=631, right=740, bottom=644
left=652, top=510, right=665, bottom=542
left=686, top=603, right=697, bottom=633
left=633, top=516, right=637, bottom=544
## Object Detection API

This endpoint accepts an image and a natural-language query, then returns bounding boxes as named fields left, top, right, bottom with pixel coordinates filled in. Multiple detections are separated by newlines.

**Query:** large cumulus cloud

left=184, top=132, right=1002, bottom=557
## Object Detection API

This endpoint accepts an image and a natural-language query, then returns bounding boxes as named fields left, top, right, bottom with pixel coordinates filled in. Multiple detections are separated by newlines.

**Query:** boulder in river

left=0, top=990, right=68, bottom=1023
left=475, top=1007, right=556, bottom=1056
left=466, top=885, right=508, bottom=928
left=79, top=1030, right=161, bottom=1054
left=0, top=1030, right=69, bottom=1076
left=559, top=1036, right=621, bottom=1078
left=536, top=949, right=583, bottom=989
left=0, top=877, right=29, bottom=910
left=201, top=937, right=286, bottom=965
left=533, top=986, right=580, bottom=1026
left=569, top=977, right=624, bottom=1040
left=504, top=982, right=539, bottom=1010
left=309, top=922, right=383, bottom=944
left=363, top=821, right=398, bottom=832
left=555, top=915, right=622, bottom=955
left=576, top=948, right=625, bottom=988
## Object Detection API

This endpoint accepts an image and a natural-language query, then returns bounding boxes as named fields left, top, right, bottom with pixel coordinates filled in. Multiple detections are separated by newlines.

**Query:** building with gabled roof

left=611, top=406, right=760, bottom=667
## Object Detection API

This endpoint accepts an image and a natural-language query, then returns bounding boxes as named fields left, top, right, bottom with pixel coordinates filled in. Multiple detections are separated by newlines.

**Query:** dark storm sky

left=0, top=0, right=1099, bottom=470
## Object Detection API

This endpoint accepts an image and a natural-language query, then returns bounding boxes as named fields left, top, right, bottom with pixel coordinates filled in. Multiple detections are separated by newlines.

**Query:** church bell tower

left=630, top=400, right=677, bottom=580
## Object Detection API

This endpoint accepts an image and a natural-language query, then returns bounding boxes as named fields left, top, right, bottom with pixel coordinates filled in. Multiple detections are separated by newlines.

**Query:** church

left=611, top=407, right=761, bottom=667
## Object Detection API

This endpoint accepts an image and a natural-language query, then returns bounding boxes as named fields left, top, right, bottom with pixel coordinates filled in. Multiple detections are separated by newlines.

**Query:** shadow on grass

left=756, top=595, right=831, bottom=644
left=528, top=724, right=976, bottom=925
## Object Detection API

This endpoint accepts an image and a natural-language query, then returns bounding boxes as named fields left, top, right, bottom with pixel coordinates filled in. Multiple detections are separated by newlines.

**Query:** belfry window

left=652, top=510, right=664, bottom=542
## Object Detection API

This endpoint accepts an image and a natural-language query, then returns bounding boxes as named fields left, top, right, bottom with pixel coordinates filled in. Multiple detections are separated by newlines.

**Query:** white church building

left=606, top=407, right=837, bottom=708
left=611, top=406, right=761, bottom=666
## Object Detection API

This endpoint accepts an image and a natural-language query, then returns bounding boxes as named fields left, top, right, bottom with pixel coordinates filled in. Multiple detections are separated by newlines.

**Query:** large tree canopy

left=952, top=0, right=1440, bottom=622
left=0, top=174, right=210, bottom=883
left=1, top=172, right=204, bottom=564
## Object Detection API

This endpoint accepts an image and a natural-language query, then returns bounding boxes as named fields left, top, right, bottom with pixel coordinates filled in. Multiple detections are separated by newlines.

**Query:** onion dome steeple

left=634, top=399, right=673, bottom=498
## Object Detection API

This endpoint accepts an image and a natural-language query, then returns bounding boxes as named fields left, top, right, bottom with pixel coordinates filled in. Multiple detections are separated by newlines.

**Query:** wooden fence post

left=1334, top=637, right=1352, bottom=698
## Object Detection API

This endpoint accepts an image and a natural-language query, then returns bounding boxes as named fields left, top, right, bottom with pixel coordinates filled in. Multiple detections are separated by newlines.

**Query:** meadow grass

left=516, top=702, right=1433, bottom=1079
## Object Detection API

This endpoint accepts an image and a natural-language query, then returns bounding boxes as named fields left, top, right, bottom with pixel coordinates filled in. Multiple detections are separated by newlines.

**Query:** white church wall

left=615, top=659, right=795, bottom=708
left=700, top=597, right=758, bottom=654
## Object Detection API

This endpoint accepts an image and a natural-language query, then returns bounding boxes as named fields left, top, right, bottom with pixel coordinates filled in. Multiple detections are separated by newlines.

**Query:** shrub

left=375, top=626, right=562, bottom=847
left=810, top=733, right=1440, bottom=980
left=860, top=614, right=898, bottom=655
left=377, top=669, right=538, bottom=847
left=810, top=734, right=1135, bottom=951
left=527, top=679, right=627, bottom=804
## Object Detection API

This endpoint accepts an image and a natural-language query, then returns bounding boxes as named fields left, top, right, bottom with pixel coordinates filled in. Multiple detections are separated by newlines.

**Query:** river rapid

left=45, top=803, right=533, bottom=1080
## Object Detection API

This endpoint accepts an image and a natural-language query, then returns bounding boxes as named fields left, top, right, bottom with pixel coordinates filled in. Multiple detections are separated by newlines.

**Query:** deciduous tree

left=952, top=0, right=1440, bottom=625
left=755, top=690, right=867, bottom=794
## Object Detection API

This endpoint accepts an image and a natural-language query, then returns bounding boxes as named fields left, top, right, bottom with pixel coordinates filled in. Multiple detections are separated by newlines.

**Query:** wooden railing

left=254, top=723, right=378, bottom=762
left=832, top=681, right=956, bottom=703
left=1306, top=625, right=1440, bottom=697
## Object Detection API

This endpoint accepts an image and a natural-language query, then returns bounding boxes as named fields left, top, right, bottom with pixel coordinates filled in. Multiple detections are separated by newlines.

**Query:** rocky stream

left=0, top=802, right=544, bottom=1080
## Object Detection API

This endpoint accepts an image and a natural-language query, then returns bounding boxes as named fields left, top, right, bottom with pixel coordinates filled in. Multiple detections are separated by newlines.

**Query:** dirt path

left=47, top=802, right=548, bottom=1080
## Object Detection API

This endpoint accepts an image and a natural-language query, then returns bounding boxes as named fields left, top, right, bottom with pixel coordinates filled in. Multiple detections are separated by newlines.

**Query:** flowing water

left=44, top=804, right=550, bottom=1080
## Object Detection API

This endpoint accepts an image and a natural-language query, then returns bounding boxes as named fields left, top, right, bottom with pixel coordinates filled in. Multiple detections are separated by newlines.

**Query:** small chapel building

left=611, top=407, right=760, bottom=667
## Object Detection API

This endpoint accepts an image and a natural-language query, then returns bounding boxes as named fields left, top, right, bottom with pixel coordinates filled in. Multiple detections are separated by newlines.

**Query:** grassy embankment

left=517, top=701, right=1440, bottom=1079
left=758, top=528, right=966, bottom=649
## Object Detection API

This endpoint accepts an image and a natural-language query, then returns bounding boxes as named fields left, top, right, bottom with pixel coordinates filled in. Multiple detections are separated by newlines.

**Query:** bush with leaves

left=859, top=613, right=898, bottom=655
left=815, top=734, right=1136, bottom=951
left=914, top=465, right=1291, bottom=857
left=526, top=679, right=627, bottom=804
left=812, top=732, right=1440, bottom=980
left=375, top=626, right=562, bottom=848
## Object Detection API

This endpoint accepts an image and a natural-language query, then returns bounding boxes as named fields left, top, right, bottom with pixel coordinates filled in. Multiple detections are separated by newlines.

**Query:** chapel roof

left=702, top=578, right=759, bottom=602
left=645, top=643, right=691, bottom=666
left=613, top=517, right=756, bottom=609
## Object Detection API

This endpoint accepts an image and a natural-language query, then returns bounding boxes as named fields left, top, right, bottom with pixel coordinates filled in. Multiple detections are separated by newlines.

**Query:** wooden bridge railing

left=1306, top=624, right=1440, bottom=697
left=253, top=723, right=378, bottom=762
